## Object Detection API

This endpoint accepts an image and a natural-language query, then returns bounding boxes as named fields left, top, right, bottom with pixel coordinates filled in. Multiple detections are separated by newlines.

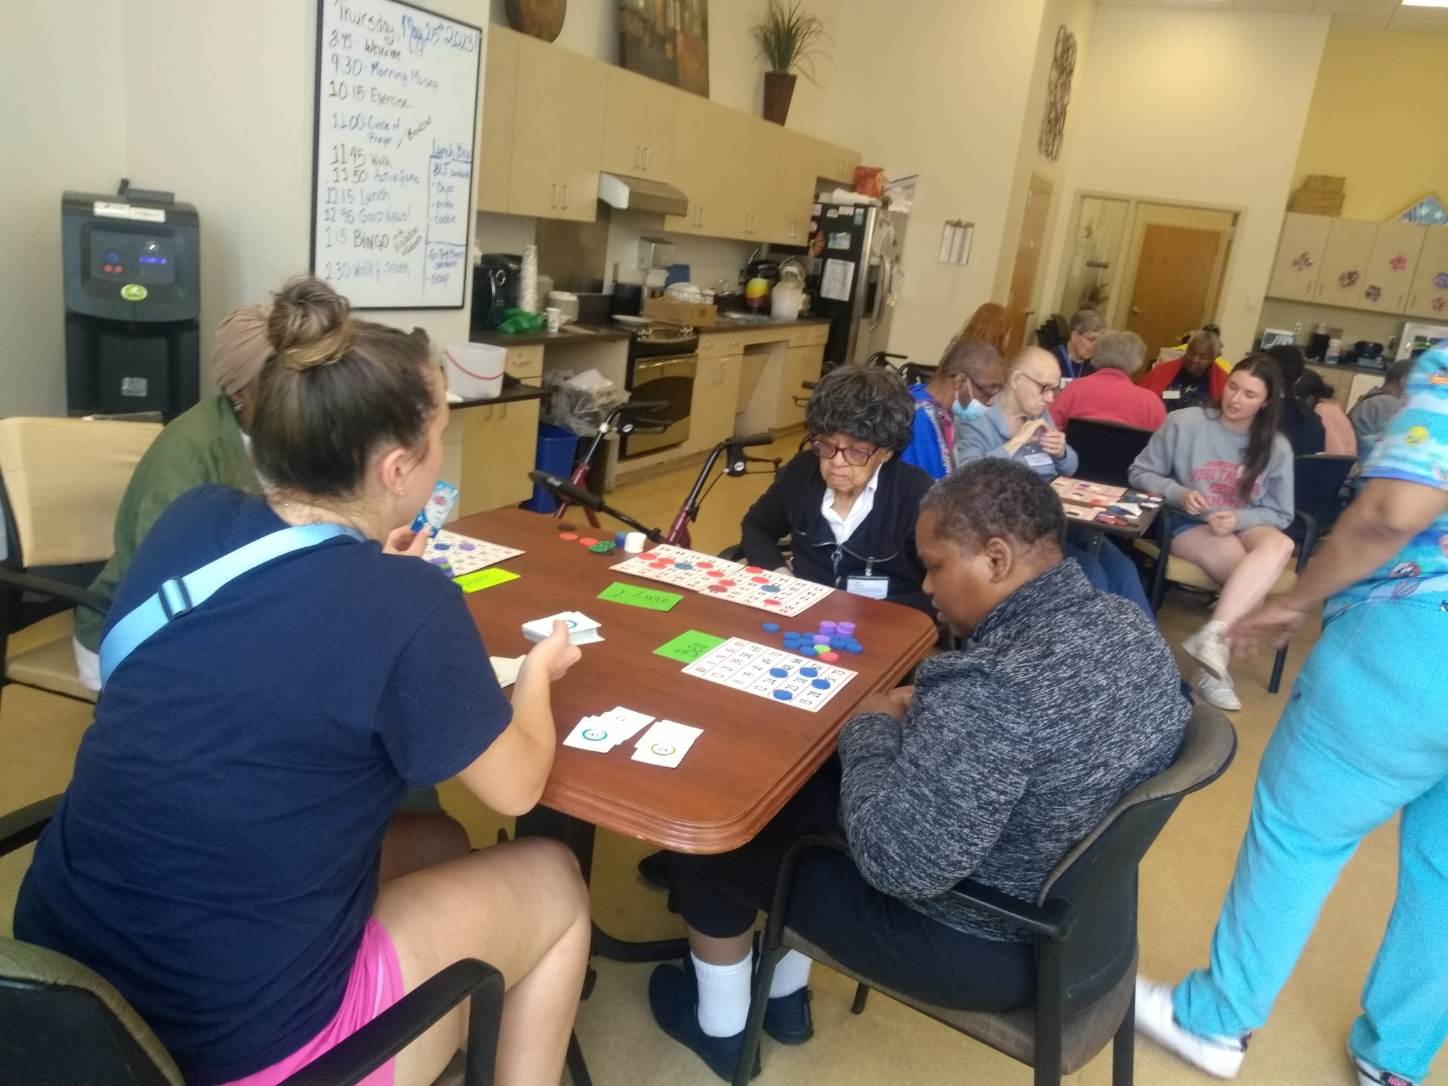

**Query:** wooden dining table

left=450, top=508, right=938, bottom=862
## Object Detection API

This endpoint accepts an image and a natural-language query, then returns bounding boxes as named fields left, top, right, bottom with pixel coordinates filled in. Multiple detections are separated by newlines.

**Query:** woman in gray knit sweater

left=647, top=459, right=1189, bottom=1081
left=1130, top=353, right=1296, bottom=712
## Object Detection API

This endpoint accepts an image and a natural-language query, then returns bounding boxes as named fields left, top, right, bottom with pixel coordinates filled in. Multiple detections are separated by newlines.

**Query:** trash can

left=522, top=422, right=580, bottom=513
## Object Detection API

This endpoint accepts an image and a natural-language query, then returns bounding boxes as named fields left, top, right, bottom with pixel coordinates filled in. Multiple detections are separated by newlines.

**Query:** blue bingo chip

left=762, top=622, right=781, bottom=633
left=811, top=679, right=831, bottom=689
left=772, top=689, right=793, bottom=701
left=769, top=666, right=790, bottom=678
left=800, top=667, right=819, bottom=677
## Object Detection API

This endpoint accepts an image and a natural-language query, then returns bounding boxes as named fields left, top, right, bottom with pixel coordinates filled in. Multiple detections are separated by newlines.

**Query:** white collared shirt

left=821, top=464, right=882, bottom=545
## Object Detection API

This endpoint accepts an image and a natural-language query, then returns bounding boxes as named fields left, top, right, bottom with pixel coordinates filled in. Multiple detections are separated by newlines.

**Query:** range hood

left=597, top=172, right=689, bottom=217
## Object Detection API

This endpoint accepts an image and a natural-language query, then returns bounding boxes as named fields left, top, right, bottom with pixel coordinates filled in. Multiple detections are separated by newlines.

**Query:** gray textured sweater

left=1128, top=406, right=1294, bottom=531
left=837, top=560, right=1189, bottom=942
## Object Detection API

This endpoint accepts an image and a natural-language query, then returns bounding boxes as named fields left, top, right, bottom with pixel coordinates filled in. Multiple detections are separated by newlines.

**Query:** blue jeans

left=1066, top=537, right=1153, bottom=618
left=1173, top=600, right=1448, bottom=1080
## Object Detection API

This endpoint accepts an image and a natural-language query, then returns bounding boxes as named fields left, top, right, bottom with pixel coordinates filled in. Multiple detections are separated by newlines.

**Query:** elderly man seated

left=1052, top=308, right=1105, bottom=382
left=647, top=459, right=1191, bottom=1080
left=741, top=365, right=933, bottom=614
left=900, top=337, right=1006, bottom=479
left=1051, top=330, right=1166, bottom=432
left=958, top=347, right=1153, bottom=616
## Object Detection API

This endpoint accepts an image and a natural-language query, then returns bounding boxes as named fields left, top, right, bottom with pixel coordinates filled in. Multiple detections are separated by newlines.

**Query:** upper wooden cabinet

left=1267, top=212, right=1331, bottom=303
left=508, top=32, right=606, bottom=222
left=601, top=65, right=676, bottom=181
left=1313, top=218, right=1379, bottom=309
left=477, top=28, right=860, bottom=240
left=1406, top=225, right=1448, bottom=319
left=1357, top=221, right=1424, bottom=314
left=476, top=28, right=518, bottom=214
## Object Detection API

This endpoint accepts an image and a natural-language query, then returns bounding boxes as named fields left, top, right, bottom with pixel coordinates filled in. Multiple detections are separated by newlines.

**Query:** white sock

left=692, top=953, right=751, bottom=1037
left=768, top=949, right=813, bottom=998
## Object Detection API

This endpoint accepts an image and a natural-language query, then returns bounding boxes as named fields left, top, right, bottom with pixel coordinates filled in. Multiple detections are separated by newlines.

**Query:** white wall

left=0, top=0, right=129, bottom=417
left=1038, top=7, right=1329, bottom=360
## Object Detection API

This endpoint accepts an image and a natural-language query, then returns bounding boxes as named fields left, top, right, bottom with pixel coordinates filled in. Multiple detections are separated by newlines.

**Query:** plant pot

left=504, top=0, right=565, bottom=42
left=762, top=71, right=797, bottom=126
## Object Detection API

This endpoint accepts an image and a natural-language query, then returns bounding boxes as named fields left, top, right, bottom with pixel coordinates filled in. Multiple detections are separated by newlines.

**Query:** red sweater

left=1051, top=368, right=1167, bottom=432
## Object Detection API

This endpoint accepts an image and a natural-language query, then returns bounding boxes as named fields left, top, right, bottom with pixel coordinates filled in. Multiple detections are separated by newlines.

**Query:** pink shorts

left=221, top=919, right=405, bottom=1086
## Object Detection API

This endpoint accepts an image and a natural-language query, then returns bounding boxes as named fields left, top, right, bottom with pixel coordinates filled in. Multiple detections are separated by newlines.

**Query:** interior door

left=1006, top=175, right=1053, bottom=354
left=1124, top=224, right=1223, bottom=359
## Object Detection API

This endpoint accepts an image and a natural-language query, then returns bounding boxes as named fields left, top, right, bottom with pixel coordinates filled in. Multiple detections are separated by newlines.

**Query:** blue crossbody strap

left=99, top=522, right=362, bottom=688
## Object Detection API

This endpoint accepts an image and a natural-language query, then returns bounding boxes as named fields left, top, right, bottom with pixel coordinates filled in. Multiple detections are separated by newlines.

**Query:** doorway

left=1006, top=174, right=1053, bottom=354
left=1056, top=194, right=1238, bottom=360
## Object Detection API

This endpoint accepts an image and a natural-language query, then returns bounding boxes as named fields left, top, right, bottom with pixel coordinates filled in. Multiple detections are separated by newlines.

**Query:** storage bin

left=522, top=422, right=580, bottom=513
left=445, top=343, right=505, bottom=400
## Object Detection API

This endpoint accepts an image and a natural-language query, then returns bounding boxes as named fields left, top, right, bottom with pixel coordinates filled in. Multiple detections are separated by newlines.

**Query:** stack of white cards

left=489, top=656, right=525, bottom=688
left=522, top=611, right=603, bottom=645
left=561, top=708, right=703, bottom=769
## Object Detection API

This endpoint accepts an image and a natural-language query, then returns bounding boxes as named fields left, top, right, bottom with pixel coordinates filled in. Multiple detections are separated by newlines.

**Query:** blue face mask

left=952, top=398, right=988, bottom=424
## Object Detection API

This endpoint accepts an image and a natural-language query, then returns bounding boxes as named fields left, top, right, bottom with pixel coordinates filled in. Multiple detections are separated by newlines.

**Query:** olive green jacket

left=74, top=395, right=259, bottom=652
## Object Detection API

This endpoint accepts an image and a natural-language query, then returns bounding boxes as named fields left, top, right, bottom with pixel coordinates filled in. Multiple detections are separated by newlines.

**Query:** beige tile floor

left=2, top=435, right=1438, bottom=1085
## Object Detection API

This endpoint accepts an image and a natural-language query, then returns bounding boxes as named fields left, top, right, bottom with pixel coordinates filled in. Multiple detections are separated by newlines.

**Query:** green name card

left=597, top=581, right=683, bottom=612
left=653, top=629, right=726, bottom=663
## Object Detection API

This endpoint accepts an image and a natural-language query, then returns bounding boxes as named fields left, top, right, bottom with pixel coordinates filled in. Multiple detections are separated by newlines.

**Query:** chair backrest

left=0, top=417, right=160, bottom=568
left=0, top=936, right=183, bottom=1085
left=1038, top=704, right=1236, bottom=1016
left=1293, top=454, right=1356, bottom=535
left=1064, top=418, right=1155, bottom=488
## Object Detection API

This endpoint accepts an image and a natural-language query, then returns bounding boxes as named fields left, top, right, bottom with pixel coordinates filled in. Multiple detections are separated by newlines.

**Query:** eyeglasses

left=809, top=436, right=878, bottom=466
left=1014, top=372, right=1061, bottom=398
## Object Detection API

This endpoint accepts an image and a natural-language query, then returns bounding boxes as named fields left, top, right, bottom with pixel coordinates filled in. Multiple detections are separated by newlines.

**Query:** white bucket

left=444, top=343, right=505, bottom=400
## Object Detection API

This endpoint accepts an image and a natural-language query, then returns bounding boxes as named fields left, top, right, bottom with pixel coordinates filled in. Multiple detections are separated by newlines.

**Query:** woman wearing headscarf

left=72, top=305, right=271, bottom=687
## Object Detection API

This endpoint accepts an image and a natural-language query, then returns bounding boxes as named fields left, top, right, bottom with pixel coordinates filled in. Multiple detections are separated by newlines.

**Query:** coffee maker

left=472, top=253, right=521, bottom=330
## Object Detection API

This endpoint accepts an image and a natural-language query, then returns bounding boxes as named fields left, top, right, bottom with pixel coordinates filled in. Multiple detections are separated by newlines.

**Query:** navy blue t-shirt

left=15, top=486, right=511, bottom=1083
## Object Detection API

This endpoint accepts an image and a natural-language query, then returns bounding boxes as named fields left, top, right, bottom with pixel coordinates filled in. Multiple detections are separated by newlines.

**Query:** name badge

left=1060, top=377, right=1074, bottom=388
left=1162, top=389, right=1182, bottom=400
left=1023, top=452, right=1054, bottom=469
left=846, top=575, right=889, bottom=600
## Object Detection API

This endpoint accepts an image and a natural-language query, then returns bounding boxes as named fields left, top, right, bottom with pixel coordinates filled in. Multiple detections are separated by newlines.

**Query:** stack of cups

left=520, top=244, right=539, bottom=313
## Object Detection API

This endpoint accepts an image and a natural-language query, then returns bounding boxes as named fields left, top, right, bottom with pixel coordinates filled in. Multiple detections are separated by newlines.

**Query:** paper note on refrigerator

left=821, top=258, right=856, bottom=301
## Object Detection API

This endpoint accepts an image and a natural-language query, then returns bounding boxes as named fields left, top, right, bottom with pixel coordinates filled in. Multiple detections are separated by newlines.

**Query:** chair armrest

left=0, top=794, right=63, bottom=857
left=0, top=568, right=109, bottom=616
left=1291, top=511, right=1318, bottom=570
left=282, top=958, right=504, bottom=1086
left=940, top=879, right=1076, bottom=941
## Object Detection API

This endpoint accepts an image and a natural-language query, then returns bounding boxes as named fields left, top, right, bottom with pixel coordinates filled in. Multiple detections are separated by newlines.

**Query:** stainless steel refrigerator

left=805, top=198, right=907, bottom=368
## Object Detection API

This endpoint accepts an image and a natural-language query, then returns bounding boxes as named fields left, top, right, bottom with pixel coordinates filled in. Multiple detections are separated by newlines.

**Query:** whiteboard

left=310, top=0, right=482, bottom=309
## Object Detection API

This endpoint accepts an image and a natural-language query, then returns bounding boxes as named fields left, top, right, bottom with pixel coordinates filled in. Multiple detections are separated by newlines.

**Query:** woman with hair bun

left=17, top=277, right=591, bottom=1086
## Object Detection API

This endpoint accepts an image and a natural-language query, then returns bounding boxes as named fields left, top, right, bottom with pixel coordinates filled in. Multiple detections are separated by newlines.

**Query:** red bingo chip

left=751, top=576, right=770, bottom=584
left=744, top=566, right=763, bottom=573
left=558, top=532, right=578, bottom=542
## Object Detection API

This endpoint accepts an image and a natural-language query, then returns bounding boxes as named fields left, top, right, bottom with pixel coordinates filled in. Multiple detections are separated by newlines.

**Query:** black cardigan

left=740, top=452, right=934, bottom=615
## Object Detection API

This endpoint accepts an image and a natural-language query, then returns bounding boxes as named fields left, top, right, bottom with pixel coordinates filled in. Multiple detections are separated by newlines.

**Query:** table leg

left=515, top=806, right=689, bottom=965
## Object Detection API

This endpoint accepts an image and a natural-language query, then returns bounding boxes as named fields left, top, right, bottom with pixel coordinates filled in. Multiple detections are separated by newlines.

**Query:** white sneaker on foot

left=1183, top=620, right=1232, bottom=680
left=1351, top=1046, right=1419, bottom=1086
left=1193, top=669, right=1242, bottom=712
left=1134, top=977, right=1248, bottom=1079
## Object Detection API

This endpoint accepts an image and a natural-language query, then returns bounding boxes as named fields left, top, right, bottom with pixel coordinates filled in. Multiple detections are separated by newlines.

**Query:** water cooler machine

left=62, top=186, right=200, bottom=419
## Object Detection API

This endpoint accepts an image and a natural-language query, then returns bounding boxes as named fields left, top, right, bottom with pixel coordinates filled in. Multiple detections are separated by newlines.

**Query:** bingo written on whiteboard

left=310, top=0, right=482, bottom=309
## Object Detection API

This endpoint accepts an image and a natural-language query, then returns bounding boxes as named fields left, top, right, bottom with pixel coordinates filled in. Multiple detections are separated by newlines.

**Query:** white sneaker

left=1193, top=669, right=1242, bottom=712
left=1183, top=620, right=1232, bottom=681
left=1134, top=977, right=1248, bottom=1079
left=1351, top=1046, right=1419, bottom=1086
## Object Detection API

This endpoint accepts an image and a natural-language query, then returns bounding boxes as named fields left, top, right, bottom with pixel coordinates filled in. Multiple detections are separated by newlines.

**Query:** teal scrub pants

left=1173, top=600, right=1448, bottom=1081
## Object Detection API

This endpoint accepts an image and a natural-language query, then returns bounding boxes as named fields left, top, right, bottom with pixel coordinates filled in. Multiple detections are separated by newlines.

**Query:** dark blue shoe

left=763, top=986, right=813, bottom=1045
left=649, top=964, right=760, bottom=1082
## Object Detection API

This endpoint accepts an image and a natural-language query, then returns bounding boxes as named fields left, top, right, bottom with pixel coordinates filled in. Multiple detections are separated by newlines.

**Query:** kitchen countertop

left=469, top=323, right=631, bottom=347
left=695, top=316, right=829, bottom=333
left=1306, top=359, right=1396, bottom=377
left=451, top=378, right=548, bottom=410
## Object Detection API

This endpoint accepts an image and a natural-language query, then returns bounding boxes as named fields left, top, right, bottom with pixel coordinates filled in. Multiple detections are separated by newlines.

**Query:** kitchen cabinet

left=601, top=65, right=676, bottom=181
left=814, top=138, right=860, bottom=185
left=688, top=352, right=742, bottom=452
left=761, top=125, right=815, bottom=246
left=1266, top=212, right=1332, bottom=303
left=662, top=93, right=733, bottom=237
left=476, top=28, right=518, bottom=214
left=1357, top=220, right=1424, bottom=314
left=1406, top=225, right=1448, bottom=319
left=508, top=33, right=606, bottom=222
left=1312, top=219, right=1379, bottom=310
left=457, top=399, right=540, bottom=513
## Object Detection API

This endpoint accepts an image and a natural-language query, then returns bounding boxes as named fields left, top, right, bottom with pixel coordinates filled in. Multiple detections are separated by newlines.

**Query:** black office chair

left=1288, top=454, right=1356, bottom=547
left=0, top=796, right=504, bottom=1086
left=1036, top=315, right=1067, bottom=352
left=1064, top=419, right=1155, bottom=489
left=730, top=703, right=1237, bottom=1086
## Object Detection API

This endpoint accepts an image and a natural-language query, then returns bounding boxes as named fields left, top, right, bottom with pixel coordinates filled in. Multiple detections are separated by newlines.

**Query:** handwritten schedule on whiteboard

left=310, top=0, right=481, bottom=309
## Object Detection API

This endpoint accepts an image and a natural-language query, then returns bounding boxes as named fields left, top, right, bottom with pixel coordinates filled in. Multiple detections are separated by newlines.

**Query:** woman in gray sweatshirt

left=1129, top=353, right=1295, bottom=711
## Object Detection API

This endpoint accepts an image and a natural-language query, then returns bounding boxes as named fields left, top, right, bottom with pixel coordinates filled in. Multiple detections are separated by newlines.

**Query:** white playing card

left=489, top=656, right=524, bottom=688
left=631, top=719, right=703, bottom=768
left=563, top=716, right=623, bottom=752
left=598, top=706, right=654, bottom=745
left=523, top=611, right=604, bottom=644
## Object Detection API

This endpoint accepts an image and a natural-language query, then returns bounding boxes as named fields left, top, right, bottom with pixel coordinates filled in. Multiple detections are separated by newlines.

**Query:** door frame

left=1053, top=190, right=1245, bottom=340
left=1005, top=173, right=1055, bottom=353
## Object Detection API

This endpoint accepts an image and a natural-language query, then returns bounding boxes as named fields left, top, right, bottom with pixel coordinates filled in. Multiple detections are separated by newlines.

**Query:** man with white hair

left=1051, top=330, right=1167, bottom=432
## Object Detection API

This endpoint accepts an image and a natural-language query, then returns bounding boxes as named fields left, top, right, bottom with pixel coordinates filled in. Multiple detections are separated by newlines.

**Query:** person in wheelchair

left=740, top=365, right=933, bottom=615
left=648, top=460, right=1190, bottom=1080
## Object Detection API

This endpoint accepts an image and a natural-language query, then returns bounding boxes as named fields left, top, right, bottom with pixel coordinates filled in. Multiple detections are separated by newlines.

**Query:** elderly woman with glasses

left=740, top=365, right=934, bottom=615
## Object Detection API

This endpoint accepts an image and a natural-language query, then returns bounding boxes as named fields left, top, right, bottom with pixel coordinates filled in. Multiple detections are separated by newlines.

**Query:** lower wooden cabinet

left=454, top=399, right=541, bottom=515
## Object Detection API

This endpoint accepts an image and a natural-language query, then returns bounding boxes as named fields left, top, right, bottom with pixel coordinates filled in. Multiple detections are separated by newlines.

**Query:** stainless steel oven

left=621, top=326, right=699, bottom=457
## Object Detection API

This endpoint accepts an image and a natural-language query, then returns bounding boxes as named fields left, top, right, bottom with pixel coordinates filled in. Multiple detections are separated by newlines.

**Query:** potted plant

left=750, top=0, right=829, bottom=126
